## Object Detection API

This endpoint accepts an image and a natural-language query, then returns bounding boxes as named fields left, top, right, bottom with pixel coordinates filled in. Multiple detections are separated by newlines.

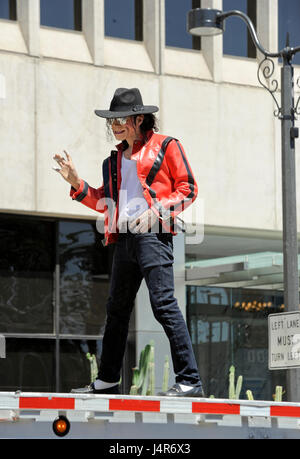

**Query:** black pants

left=98, top=231, right=202, bottom=387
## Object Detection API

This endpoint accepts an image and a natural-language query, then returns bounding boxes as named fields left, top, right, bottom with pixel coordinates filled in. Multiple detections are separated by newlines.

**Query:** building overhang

left=185, top=252, right=300, bottom=290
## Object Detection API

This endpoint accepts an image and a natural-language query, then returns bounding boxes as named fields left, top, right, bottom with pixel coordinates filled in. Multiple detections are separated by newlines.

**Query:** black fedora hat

left=95, top=88, right=159, bottom=119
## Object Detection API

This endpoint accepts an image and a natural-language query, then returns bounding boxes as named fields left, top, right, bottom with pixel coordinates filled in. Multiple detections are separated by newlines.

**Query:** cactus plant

left=274, top=385, right=283, bottom=402
left=146, top=344, right=155, bottom=395
left=246, top=390, right=254, bottom=400
left=227, top=366, right=285, bottom=402
left=147, top=362, right=155, bottom=395
left=86, top=353, right=98, bottom=383
left=162, top=356, right=170, bottom=393
left=129, top=341, right=171, bottom=395
left=129, top=385, right=138, bottom=395
left=130, top=341, right=155, bottom=395
left=228, top=365, right=243, bottom=399
left=235, top=375, right=243, bottom=399
left=228, top=365, right=235, bottom=398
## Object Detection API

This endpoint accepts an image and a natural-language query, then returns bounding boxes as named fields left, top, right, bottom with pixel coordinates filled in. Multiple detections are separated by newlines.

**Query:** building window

left=185, top=232, right=294, bottom=401
left=223, top=0, right=256, bottom=58
left=105, top=0, right=143, bottom=41
left=165, top=0, right=201, bottom=50
left=0, top=339, right=56, bottom=392
left=40, top=0, right=82, bottom=31
left=187, top=286, right=286, bottom=400
left=58, top=220, right=110, bottom=336
left=0, top=0, right=16, bottom=20
left=0, top=215, right=55, bottom=334
left=0, top=338, right=103, bottom=393
left=0, top=214, right=119, bottom=393
left=278, top=0, right=300, bottom=65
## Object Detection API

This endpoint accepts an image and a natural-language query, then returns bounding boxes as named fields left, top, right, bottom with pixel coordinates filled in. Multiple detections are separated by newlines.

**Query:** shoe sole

left=71, top=386, right=120, bottom=395
left=158, top=392, right=205, bottom=397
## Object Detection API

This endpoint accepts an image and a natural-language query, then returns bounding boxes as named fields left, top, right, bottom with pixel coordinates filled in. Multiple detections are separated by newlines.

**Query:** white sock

left=179, top=384, right=193, bottom=392
left=93, top=379, right=119, bottom=390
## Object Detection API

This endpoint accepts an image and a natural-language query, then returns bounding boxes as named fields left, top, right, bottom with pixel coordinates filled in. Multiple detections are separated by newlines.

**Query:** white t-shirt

left=118, top=154, right=149, bottom=227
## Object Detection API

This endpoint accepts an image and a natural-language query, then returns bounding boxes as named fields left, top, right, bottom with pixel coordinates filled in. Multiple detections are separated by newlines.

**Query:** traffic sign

left=268, top=311, right=300, bottom=369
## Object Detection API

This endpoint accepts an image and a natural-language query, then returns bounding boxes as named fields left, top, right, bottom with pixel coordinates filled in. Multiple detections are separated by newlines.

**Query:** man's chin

left=113, top=131, right=126, bottom=140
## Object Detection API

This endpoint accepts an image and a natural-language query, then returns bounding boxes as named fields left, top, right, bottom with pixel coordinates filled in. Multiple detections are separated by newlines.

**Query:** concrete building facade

left=0, top=0, right=299, bottom=399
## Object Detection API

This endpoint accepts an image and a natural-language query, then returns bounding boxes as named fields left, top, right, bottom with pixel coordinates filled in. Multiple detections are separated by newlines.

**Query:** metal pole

left=281, top=54, right=300, bottom=401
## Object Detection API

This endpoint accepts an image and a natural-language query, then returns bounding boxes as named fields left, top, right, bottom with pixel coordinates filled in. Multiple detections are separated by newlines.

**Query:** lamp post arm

left=217, top=10, right=281, bottom=58
left=290, top=46, right=300, bottom=56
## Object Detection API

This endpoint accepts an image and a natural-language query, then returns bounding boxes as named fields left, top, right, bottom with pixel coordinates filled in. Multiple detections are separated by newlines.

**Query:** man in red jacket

left=53, top=88, right=204, bottom=397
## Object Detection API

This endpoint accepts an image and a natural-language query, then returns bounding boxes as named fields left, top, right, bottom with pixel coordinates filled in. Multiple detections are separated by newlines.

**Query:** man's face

left=108, top=116, right=144, bottom=142
left=111, top=116, right=132, bottom=141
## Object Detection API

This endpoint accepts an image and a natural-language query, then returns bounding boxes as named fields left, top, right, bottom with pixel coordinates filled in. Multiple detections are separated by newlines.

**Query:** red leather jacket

left=70, top=130, right=198, bottom=246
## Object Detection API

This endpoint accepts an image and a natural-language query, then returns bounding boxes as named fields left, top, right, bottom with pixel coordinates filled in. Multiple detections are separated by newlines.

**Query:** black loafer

left=158, top=383, right=205, bottom=397
left=71, top=382, right=120, bottom=395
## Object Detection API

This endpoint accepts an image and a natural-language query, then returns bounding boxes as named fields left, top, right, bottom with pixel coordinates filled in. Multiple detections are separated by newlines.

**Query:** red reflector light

left=52, top=415, right=70, bottom=437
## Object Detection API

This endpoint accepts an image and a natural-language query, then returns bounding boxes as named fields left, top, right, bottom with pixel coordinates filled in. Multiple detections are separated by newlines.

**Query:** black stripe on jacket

left=110, top=151, right=118, bottom=204
left=102, top=157, right=111, bottom=200
left=172, top=140, right=195, bottom=212
left=74, top=181, right=89, bottom=202
left=145, top=137, right=176, bottom=187
left=149, top=139, right=196, bottom=219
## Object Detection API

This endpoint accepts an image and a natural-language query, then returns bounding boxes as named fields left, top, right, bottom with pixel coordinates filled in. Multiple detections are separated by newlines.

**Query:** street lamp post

left=187, top=8, right=300, bottom=401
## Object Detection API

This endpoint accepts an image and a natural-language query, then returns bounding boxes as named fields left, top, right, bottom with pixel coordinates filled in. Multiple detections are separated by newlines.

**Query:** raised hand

left=53, top=150, right=81, bottom=190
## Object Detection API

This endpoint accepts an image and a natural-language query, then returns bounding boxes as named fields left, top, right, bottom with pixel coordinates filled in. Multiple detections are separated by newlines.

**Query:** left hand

left=128, top=209, right=158, bottom=233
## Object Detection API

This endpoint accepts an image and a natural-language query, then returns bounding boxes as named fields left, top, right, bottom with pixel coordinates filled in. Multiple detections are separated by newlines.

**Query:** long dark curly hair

left=135, top=113, right=159, bottom=134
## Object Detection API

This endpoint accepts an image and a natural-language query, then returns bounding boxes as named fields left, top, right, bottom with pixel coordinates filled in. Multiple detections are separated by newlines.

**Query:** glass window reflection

left=187, top=286, right=286, bottom=400
left=278, top=0, right=300, bottom=65
left=40, top=0, right=82, bottom=31
left=165, top=0, right=201, bottom=50
left=0, top=214, right=117, bottom=393
left=0, top=339, right=55, bottom=392
left=59, top=339, right=102, bottom=392
left=105, top=0, right=142, bottom=41
left=0, top=0, right=16, bottom=20
left=223, top=0, right=256, bottom=58
left=59, top=220, right=111, bottom=335
left=0, top=215, right=55, bottom=334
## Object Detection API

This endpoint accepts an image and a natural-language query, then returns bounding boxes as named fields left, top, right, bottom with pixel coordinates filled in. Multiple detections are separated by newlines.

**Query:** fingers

left=129, top=211, right=151, bottom=233
left=53, top=155, right=64, bottom=168
left=135, top=209, right=158, bottom=233
left=53, top=151, right=70, bottom=169
left=52, top=153, right=66, bottom=177
left=63, top=150, right=71, bottom=161
left=53, top=153, right=64, bottom=161
left=53, top=151, right=73, bottom=173
left=128, top=218, right=137, bottom=232
left=128, top=215, right=141, bottom=233
left=128, top=219, right=140, bottom=233
left=136, top=222, right=150, bottom=233
left=53, top=151, right=71, bottom=163
left=54, top=157, right=65, bottom=167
